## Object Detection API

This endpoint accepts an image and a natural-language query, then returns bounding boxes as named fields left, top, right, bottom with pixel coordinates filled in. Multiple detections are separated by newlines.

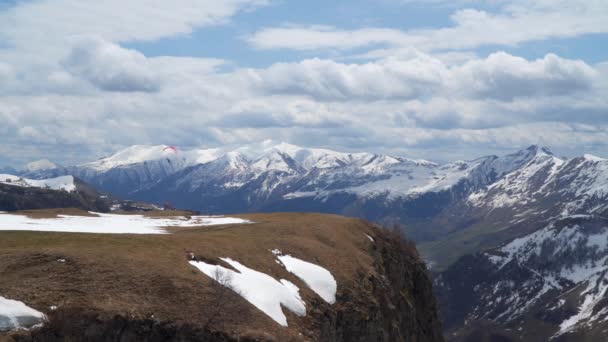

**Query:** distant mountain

left=23, top=159, right=58, bottom=172
left=0, top=166, right=18, bottom=175
left=22, top=143, right=608, bottom=267
left=436, top=215, right=608, bottom=341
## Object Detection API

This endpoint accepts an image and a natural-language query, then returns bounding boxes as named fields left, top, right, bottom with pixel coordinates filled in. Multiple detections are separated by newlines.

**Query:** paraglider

left=163, top=146, right=178, bottom=154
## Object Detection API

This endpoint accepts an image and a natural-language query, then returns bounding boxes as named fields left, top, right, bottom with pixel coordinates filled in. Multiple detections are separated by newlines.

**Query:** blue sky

left=0, top=0, right=607, bottom=167
left=125, top=1, right=608, bottom=67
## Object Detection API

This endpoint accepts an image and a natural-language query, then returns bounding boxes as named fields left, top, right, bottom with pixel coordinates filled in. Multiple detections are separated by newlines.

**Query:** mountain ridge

left=15, top=142, right=608, bottom=268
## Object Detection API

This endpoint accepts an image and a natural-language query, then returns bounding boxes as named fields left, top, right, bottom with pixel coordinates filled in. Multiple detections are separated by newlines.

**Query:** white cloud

left=245, top=54, right=447, bottom=100
left=246, top=0, right=608, bottom=53
left=453, top=52, right=597, bottom=100
left=63, top=38, right=162, bottom=92
left=244, top=52, right=597, bottom=102
left=0, top=0, right=606, bottom=166
left=0, top=0, right=268, bottom=52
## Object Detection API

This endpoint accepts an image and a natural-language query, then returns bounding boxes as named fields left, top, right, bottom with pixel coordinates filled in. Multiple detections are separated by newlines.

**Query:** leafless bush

left=202, top=268, right=245, bottom=331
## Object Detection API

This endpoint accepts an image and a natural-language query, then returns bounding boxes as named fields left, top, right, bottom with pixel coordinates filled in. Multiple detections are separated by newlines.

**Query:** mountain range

left=15, top=143, right=608, bottom=267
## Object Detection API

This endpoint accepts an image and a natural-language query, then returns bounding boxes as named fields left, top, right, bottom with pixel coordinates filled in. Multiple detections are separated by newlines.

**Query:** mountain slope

left=436, top=215, right=608, bottom=341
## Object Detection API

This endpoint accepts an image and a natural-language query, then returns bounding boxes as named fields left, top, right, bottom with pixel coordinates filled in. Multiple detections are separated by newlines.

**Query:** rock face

left=436, top=215, right=608, bottom=342
left=317, top=228, right=444, bottom=342
left=0, top=213, right=443, bottom=342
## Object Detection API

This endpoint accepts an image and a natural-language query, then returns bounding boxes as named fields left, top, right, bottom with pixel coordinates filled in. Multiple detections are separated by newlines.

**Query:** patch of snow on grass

left=0, top=213, right=250, bottom=234
left=189, top=258, right=306, bottom=326
left=0, top=296, right=45, bottom=332
left=276, top=254, right=337, bottom=304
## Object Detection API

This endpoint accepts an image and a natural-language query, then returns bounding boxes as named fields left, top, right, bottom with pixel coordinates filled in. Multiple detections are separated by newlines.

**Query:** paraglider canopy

left=163, top=146, right=178, bottom=154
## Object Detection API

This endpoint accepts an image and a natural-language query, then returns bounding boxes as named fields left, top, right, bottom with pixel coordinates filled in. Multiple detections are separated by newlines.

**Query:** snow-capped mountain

left=21, top=143, right=608, bottom=264
left=436, top=215, right=608, bottom=341
left=23, top=159, right=58, bottom=172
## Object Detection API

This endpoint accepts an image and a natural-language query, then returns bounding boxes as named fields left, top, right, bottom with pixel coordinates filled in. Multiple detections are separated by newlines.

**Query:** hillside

left=0, top=210, right=443, bottom=342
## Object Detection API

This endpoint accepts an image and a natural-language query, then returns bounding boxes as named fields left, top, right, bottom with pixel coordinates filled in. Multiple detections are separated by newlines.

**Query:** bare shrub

left=202, top=268, right=246, bottom=331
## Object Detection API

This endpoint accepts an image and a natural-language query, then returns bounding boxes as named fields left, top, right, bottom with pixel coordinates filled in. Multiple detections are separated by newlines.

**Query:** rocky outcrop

left=312, top=227, right=444, bottom=342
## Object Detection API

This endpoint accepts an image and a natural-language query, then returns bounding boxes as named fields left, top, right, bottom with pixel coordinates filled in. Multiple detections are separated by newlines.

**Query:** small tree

left=202, top=268, right=239, bottom=331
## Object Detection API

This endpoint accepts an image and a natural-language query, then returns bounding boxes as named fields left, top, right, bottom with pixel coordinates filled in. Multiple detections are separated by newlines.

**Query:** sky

left=0, top=0, right=607, bottom=167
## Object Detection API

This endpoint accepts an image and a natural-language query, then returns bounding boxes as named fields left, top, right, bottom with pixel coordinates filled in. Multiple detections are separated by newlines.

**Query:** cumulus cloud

left=246, top=0, right=608, bottom=53
left=246, top=55, right=447, bottom=100
left=63, top=38, right=161, bottom=92
left=244, top=52, right=598, bottom=102
left=454, top=52, right=597, bottom=100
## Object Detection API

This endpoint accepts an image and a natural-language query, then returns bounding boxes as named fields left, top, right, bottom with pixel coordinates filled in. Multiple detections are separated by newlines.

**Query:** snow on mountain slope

left=468, top=146, right=565, bottom=208
left=81, top=145, right=222, bottom=172
left=20, top=143, right=608, bottom=232
left=467, top=147, right=608, bottom=218
left=0, top=174, right=75, bottom=192
left=437, top=215, right=608, bottom=340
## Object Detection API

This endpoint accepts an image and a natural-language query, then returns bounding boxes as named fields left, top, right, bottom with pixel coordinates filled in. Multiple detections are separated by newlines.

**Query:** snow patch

left=0, top=174, right=75, bottom=192
left=189, top=258, right=306, bottom=326
left=0, top=212, right=250, bottom=234
left=0, top=296, right=45, bottom=331
left=276, top=254, right=337, bottom=304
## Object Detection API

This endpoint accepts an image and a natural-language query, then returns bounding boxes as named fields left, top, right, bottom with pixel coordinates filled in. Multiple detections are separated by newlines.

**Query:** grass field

left=0, top=209, right=382, bottom=340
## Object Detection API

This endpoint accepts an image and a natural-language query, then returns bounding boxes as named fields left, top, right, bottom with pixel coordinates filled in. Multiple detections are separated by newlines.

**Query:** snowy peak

left=24, top=159, right=57, bottom=172
left=582, top=154, right=606, bottom=162
left=213, top=151, right=250, bottom=172
left=251, top=149, right=302, bottom=174
left=82, top=145, right=179, bottom=171
left=80, top=145, right=224, bottom=172
left=467, top=145, right=568, bottom=209
left=269, top=142, right=357, bottom=170
left=492, top=145, right=557, bottom=175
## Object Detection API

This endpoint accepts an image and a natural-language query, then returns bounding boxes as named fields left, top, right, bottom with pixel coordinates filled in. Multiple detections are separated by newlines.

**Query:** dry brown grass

left=0, top=210, right=381, bottom=340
